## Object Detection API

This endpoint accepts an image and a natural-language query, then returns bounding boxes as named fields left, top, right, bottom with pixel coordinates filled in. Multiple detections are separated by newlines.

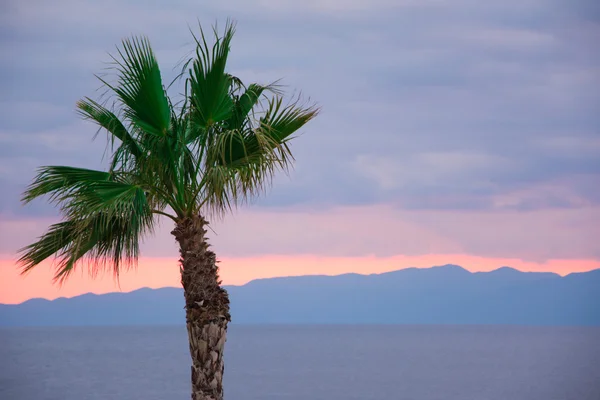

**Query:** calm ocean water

left=1, top=325, right=599, bottom=400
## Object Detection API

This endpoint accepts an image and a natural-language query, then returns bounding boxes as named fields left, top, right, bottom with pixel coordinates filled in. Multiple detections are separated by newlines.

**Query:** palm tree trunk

left=172, top=215, right=231, bottom=400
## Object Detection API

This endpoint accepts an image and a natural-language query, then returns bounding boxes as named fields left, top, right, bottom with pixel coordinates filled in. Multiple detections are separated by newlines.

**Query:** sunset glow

left=1, top=0, right=598, bottom=311
left=1, top=254, right=599, bottom=304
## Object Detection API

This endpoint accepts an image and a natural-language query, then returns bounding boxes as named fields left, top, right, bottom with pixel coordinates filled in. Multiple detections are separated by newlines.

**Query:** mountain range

left=1, top=265, right=599, bottom=326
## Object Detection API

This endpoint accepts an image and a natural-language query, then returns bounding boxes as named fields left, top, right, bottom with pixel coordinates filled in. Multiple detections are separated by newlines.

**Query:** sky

left=0, top=0, right=599, bottom=304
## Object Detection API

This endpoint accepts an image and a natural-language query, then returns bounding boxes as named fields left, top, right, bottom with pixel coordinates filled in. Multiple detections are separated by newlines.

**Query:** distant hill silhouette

left=1, top=265, right=599, bottom=326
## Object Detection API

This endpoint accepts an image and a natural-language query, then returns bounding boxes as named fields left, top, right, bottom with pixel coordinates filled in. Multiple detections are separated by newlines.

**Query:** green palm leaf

left=22, top=166, right=112, bottom=205
left=226, top=83, right=279, bottom=130
left=187, top=21, right=235, bottom=132
left=105, top=36, right=171, bottom=137
left=20, top=183, right=154, bottom=282
left=18, top=221, right=79, bottom=275
left=218, top=96, right=319, bottom=167
left=76, top=97, right=143, bottom=160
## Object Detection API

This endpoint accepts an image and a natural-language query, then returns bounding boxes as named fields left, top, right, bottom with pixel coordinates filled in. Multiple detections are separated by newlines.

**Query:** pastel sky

left=1, top=0, right=599, bottom=304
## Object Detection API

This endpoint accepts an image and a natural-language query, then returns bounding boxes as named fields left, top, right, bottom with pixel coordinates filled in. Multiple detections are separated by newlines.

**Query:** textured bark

left=172, top=215, right=231, bottom=400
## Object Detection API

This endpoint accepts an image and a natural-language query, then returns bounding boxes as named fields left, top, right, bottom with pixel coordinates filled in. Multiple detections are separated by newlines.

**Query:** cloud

left=0, top=0, right=598, bottom=219
left=4, top=204, right=599, bottom=263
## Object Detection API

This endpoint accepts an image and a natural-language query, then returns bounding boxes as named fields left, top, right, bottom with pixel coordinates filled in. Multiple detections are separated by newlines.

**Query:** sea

left=1, top=325, right=599, bottom=400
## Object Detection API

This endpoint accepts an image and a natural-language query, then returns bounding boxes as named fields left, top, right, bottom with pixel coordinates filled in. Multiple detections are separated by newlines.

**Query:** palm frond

left=104, top=36, right=171, bottom=137
left=22, top=166, right=111, bottom=204
left=61, top=180, right=149, bottom=219
left=196, top=94, right=318, bottom=217
left=18, top=221, right=80, bottom=275
left=226, top=83, right=278, bottom=131
left=19, top=191, right=154, bottom=283
left=187, top=20, right=235, bottom=133
left=258, top=96, right=320, bottom=144
left=219, top=96, right=319, bottom=167
left=76, top=97, right=143, bottom=160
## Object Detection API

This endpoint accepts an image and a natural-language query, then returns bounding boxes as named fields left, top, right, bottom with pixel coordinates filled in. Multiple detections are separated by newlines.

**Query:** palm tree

left=18, top=21, right=318, bottom=400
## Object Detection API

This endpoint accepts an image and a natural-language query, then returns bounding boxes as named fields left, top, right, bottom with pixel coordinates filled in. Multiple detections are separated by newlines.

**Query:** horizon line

left=6, top=264, right=598, bottom=306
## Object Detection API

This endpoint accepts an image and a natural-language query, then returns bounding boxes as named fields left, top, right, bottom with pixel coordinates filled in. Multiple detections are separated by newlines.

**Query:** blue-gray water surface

left=1, top=325, right=599, bottom=400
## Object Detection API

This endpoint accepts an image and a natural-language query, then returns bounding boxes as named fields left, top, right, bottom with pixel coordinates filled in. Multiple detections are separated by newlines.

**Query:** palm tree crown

left=18, top=21, right=319, bottom=283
